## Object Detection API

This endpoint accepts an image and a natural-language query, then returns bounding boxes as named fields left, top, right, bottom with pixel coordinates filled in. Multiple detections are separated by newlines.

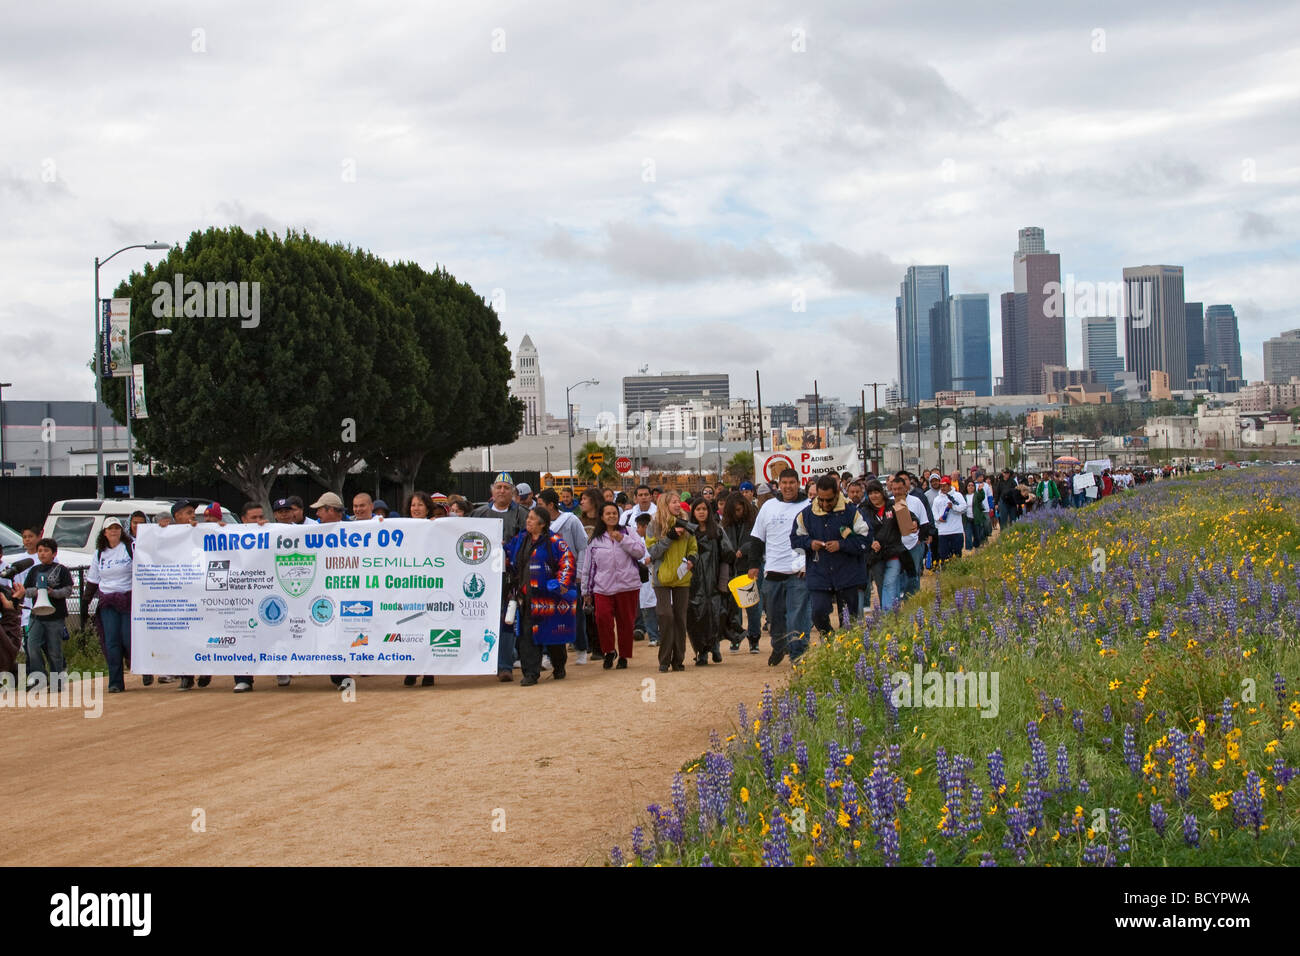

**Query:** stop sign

left=615, top=456, right=633, bottom=475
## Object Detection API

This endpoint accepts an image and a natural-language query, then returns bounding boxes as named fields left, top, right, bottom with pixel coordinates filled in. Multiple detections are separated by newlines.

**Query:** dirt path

left=0, top=648, right=785, bottom=867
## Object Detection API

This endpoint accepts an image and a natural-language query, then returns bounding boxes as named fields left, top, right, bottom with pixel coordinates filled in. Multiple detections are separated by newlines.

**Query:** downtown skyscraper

left=948, top=294, right=992, bottom=396
left=897, top=265, right=950, bottom=405
left=1123, top=265, right=1188, bottom=391
left=1000, top=227, right=1063, bottom=394
left=1204, top=304, right=1243, bottom=379
left=1081, top=315, right=1124, bottom=389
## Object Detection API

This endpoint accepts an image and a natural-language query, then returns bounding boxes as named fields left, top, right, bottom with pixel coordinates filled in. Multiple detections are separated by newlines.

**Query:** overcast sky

left=4, top=1, right=1297, bottom=420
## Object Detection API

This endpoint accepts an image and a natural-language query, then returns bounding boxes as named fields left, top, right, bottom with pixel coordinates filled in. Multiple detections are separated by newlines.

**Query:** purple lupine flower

left=760, top=685, right=774, bottom=724
left=935, top=747, right=950, bottom=795
left=1027, top=721, right=1049, bottom=782
left=1055, top=743, right=1072, bottom=793
left=698, top=853, right=714, bottom=867
left=1109, top=808, right=1130, bottom=856
left=671, top=773, right=687, bottom=827
left=780, top=731, right=793, bottom=753
left=610, top=846, right=626, bottom=867
left=1079, top=778, right=1090, bottom=796
left=1237, top=771, right=1265, bottom=836
left=805, top=687, right=817, bottom=721
left=1183, top=813, right=1200, bottom=848
left=1274, top=757, right=1297, bottom=789
left=1221, top=698, right=1234, bottom=734
left=632, top=823, right=652, bottom=864
left=762, top=813, right=792, bottom=867
left=759, top=723, right=776, bottom=786
left=1150, top=802, right=1168, bottom=837
left=1275, top=673, right=1288, bottom=707
left=737, top=702, right=749, bottom=738
left=1102, top=704, right=1112, bottom=723
left=855, top=653, right=869, bottom=685
left=795, top=741, right=808, bottom=770
left=835, top=700, right=847, bottom=731
left=979, top=852, right=997, bottom=867
left=1072, top=709, right=1085, bottom=735
left=1123, top=724, right=1140, bottom=776
left=923, top=849, right=937, bottom=867
left=1082, top=844, right=1110, bottom=866
left=1170, top=728, right=1191, bottom=802
left=987, top=748, right=1007, bottom=797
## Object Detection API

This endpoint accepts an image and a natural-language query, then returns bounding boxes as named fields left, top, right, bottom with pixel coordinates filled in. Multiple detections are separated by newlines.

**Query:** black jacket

left=21, top=562, right=74, bottom=621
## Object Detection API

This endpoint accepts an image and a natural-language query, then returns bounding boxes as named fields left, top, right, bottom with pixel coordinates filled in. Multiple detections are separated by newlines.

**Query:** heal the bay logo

left=276, top=553, right=316, bottom=597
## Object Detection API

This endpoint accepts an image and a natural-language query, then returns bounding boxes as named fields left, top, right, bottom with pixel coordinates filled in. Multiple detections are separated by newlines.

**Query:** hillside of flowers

left=612, top=470, right=1300, bottom=866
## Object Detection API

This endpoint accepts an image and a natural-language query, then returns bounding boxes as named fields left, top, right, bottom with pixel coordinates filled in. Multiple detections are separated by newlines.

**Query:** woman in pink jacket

left=582, top=501, right=647, bottom=669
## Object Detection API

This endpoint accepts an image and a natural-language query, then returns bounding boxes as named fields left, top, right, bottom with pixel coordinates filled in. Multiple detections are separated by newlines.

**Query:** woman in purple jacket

left=582, top=502, right=647, bottom=669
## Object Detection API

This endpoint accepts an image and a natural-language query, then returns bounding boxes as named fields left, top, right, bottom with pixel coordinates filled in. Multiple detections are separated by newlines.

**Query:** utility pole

left=865, top=381, right=884, bottom=475
left=813, top=379, right=820, bottom=445
left=755, top=370, right=765, bottom=452
left=859, top=389, right=866, bottom=471
left=896, top=407, right=904, bottom=472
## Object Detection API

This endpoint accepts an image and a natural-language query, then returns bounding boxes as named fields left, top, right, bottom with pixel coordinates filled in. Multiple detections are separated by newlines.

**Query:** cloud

left=540, top=222, right=795, bottom=283
left=802, top=243, right=902, bottom=292
left=1239, top=210, right=1280, bottom=239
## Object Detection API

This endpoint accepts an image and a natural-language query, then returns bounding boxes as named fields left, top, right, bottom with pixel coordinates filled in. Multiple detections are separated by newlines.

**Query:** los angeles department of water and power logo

left=456, top=532, right=491, bottom=565
left=276, top=552, right=316, bottom=597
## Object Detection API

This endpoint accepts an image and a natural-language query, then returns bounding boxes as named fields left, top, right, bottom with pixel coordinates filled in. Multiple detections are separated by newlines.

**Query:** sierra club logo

left=462, top=573, right=486, bottom=599
left=456, top=532, right=490, bottom=565
left=276, top=552, right=317, bottom=597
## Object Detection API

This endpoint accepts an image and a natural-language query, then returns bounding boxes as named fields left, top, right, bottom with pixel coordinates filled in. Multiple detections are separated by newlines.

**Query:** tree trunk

left=218, top=452, right=285, bottom=515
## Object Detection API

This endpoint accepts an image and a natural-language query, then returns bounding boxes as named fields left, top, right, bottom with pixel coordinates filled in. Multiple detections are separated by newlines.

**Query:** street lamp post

left=544, top=444, right=554, bottom=473
left=565, top=378, right=598, bottom=490
left=0, top=381, right=10, bottom=476
left=94, top=242, right=170, bottom=498
left=125, top=328, right=172, bottom=497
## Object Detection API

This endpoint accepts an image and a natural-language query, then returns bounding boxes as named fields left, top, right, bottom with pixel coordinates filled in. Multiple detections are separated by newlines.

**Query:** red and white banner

left=755, top=444, right=860, bottom=485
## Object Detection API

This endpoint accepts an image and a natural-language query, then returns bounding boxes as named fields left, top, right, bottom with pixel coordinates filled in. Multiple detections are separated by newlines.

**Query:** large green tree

left=102, top=227, right=521, bottom=508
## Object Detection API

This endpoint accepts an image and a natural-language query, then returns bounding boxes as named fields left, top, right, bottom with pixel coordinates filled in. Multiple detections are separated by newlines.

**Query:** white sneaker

left=233, top=681, right=252, bottom=693
left=575, top=651, right=589, bottom=665
left=277, top=675, right=291, bottom=686
left=513, top=658, right=522, bottom=669
left=337, top=677, right=356, bottom=693
left=541, top=655, right=553, bottom=671
left=157, top=675, right=177, bottom=683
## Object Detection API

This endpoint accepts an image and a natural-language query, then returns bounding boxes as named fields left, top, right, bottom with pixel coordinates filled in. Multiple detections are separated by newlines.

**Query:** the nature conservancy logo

left=463, top=573, right=486, bottom=599
left=456, top=532, right=491, bottom=565
left=276, top=552, right=316, bottom=597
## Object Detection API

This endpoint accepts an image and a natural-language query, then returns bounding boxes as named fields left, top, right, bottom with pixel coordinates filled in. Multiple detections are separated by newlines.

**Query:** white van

left=41, top=498, right=214, bottom=569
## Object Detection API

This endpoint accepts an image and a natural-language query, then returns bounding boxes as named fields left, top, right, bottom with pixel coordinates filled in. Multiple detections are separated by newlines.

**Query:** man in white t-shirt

left=618, top=485, right=658, bottom=529
left=930, top=477, right=967, bottom=565
left=746, top=467, right=813, bottom=665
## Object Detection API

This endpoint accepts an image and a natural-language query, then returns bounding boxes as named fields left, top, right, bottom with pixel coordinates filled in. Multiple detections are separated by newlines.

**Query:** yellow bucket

left=728, top=573, right=761, bottom=608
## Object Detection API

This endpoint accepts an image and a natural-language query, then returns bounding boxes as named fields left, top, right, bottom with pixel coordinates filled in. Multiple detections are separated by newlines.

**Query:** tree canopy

left=101, top=227, right=522, bottom=506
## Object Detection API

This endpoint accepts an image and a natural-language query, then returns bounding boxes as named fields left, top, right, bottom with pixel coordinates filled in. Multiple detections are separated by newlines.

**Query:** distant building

left=897, top=266, right=950, bottom=404
left=1263, top=329, right=1300, bottom=384
left=1238, top=378, right=1300, bottom=413
left=1042, top=365, right=1097, bottom=393
left=1184, top=302, right=1205, bottom=380
left=1081, top=316, right=1125, bottom=389
left=999, top=292, right=1030, bottom=395
left=1013, top=227, right=1064, bottom=394
left=1204, top=305, right=1243, bottom=379
left=510, top=335, right=548, bottom=437
left=1149, top=369, right=1171, bottom=401
left=0, top=400, right=129, bottom=477
left=1188, top=364, right=1242, bottom=394
left=949, top=293, right=992, bottom=395
left=883, top=383, right=903, bottom=409
left=623, top=371, right=729, bottom=421
left=1062, top=383, right=1113, bottom=406
left=1123, top=265, right=1187, bottom=390
left=795, top=393, right=850, bottom=432
left=768, top=403, right=799, bottom=429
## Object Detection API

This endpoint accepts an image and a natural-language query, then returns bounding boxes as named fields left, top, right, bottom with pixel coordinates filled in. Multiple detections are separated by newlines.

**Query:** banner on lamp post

left=107, top=298, right=132, bottom=377
left=132, top=364, right=148, bottom=419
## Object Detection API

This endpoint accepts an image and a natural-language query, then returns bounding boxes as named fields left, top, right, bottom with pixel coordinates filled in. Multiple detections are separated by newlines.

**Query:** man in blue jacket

left=790, top=474, right=871, bottom=644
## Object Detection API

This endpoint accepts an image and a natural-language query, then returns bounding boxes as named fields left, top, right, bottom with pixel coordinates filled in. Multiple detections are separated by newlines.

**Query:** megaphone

left=32, top=587, right=56, bottom=616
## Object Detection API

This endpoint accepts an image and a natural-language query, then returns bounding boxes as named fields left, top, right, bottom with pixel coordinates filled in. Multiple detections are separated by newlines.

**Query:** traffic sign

left=615, top=456, right=632, bottom=475
left=591, top=463, right=602, bottom=475
left=587, top=452, right=605, bottom=464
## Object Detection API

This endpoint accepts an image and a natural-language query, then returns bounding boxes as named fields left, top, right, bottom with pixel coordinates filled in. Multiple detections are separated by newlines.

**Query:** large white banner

left=132, top=518, right=503, bottom=675
left=755, top=444, right=861, bottom=486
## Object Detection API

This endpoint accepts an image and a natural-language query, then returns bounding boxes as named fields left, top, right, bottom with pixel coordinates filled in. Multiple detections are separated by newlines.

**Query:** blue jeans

left=871, top=558, right=903, bottom=613
left=636, top=605, right=660, bottom=642
left=496, top=611, right=517, bottom=674
left=573, top=582, right=588, bottom=652
left=99, top=604, right=132, bottom=690
left=963, top=517, right=974, bottom=551
left=1073, top=492, right=1086, bottom=508
left=902, top=542, right=926, bottom=597
left=24, top=617, right=67, bottom=683
left=810, top=588, right=860, bottom=634
left=762, top=574, right=811, bottom=661
left=745, top=593, right=762, bottom=645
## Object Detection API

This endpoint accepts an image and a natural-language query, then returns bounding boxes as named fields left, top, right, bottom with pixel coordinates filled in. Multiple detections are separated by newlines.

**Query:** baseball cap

left=372, top=499, right=391, bottom=514
left=204, top=503, right=224, bottom=520
left=311, top=492, right=345, bottom=510
left=739, top=481, right=754, bottom=491
left=271, top=497, right=294, bottom=512
left=103, top=516, right=123, bottom=530
left=515, top=483, right=533, bottom=496
left=170, top=500, right=194, bottom=517
left=493, top=471, right=514, bottom=486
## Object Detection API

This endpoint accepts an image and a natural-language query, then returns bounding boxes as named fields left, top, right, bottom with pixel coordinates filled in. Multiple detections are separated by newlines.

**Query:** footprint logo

left=481, top=630, right=497, bottom=663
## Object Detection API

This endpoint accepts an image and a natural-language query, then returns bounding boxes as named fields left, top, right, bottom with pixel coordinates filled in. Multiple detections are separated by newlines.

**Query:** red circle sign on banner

left=615, top=456, right=633, bottom=475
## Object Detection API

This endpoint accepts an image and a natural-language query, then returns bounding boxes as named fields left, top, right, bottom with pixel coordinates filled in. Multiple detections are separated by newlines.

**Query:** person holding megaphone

left=10, top=537, right=75, bottom=691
